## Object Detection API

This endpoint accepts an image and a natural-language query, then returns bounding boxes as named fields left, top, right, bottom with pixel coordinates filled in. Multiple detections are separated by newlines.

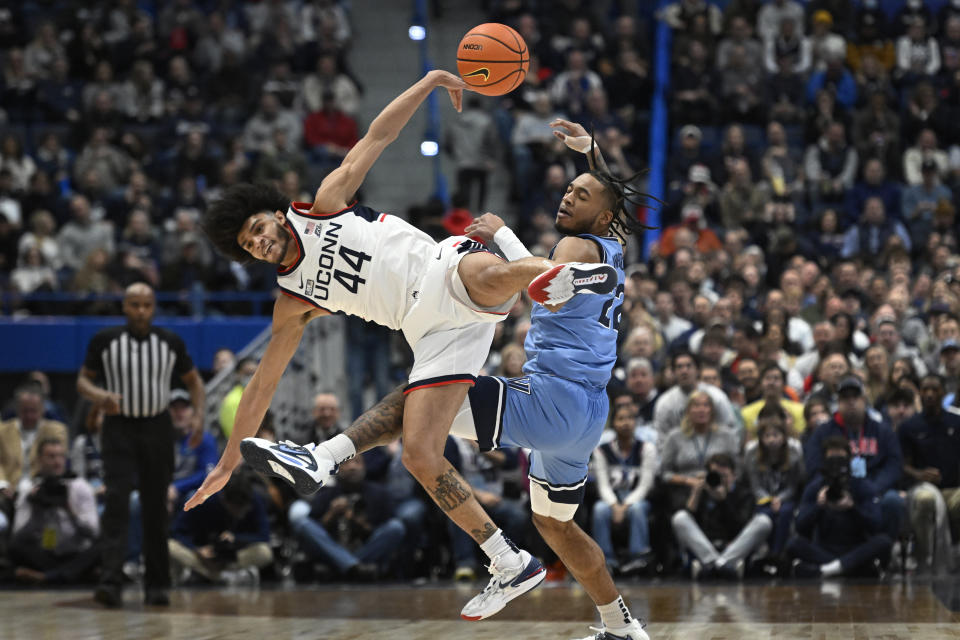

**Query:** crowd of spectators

left=0, top=0, right=361, bottom=315
left=3, top=0, right=960, bottom=590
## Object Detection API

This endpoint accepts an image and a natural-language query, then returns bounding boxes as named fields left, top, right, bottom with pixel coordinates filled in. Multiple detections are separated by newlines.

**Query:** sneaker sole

left=460, top=565, right=546, bottom=621
left=240, top=439, right=325, bottom=495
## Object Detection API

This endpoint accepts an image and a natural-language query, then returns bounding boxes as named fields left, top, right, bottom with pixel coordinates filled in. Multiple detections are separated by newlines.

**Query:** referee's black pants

left=99, top=412, right=174, bottom=590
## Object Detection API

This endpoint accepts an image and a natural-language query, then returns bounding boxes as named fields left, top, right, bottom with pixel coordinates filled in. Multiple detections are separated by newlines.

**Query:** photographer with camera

left=287, top=453, right=405, bottom=581
left=787, top=435, right=892, bottom=577
left=803, top=376, right=905, bottom=540
left=167, top=471, right=272, bottom=583
left=670, top=452, right=770, bottom=580
left=8, top=438, right=100, bottom=585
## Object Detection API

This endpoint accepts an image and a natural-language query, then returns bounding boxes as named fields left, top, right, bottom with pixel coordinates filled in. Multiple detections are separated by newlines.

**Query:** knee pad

left=530, top=481, right=578, bottom=522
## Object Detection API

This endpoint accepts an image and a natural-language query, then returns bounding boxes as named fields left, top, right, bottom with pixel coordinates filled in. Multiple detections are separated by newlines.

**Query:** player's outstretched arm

left=312, top=70, right=467, bottom=214
left=184, top=296, right=328, bottom=510
left=550, top=118, right=611, bottom=174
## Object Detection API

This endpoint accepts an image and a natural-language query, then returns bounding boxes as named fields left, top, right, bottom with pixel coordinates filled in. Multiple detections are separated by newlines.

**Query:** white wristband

left=493, top=226, right=532, bottom=261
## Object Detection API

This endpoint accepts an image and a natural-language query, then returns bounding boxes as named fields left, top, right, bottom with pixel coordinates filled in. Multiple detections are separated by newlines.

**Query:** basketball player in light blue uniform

left=241, top=120, right=651, bottom=639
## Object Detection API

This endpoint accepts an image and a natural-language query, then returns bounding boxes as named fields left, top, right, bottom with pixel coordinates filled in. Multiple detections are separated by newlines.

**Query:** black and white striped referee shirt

left=82, top=326, right=195, bottom=418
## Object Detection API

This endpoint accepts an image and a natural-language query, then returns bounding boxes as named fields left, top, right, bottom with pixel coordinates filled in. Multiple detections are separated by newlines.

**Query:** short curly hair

left=202, top=183, right=289, bottom=263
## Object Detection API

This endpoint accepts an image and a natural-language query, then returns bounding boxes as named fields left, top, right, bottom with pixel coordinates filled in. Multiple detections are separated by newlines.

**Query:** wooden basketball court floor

left=4, top=576, right=960, bottom=639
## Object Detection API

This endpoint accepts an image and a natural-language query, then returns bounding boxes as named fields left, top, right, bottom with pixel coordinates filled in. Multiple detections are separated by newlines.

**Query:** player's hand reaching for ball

left=551, top=119, right=591, bottom=153
left=427, top=70, right=468, bottom=112
left=464, top=213, right=505, bottom=245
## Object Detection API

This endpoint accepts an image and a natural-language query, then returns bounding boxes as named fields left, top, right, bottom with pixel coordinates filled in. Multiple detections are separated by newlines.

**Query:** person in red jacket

left=304, top=91, right=359, bottom=173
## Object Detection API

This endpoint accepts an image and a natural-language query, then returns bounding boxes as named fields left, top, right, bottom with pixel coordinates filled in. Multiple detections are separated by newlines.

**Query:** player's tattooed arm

left=343, top=385, right=406, bottom=452
left=431, top=467, right=473, bottom=512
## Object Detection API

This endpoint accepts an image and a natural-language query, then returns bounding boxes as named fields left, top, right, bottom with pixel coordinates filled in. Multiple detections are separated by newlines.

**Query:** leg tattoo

left=471, top=522, right=498, bottom=543
left=342, top=385, right=405, bottom=452
left=431, top=468, right=473, bottom=512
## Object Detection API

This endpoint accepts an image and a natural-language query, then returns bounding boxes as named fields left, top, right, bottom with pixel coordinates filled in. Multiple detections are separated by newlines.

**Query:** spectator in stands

left=903, top=82, right=952, bottom=146
left=73, top=127, right=132, bottom=194
left=444, top=96, right=498, bottom=213
left=718, top=16, right=764, bottom=73
left=758, top=0, right=805, bottom=42
left=288, top=454, right=404, bottom=581
left=168, top=471, right=273, bottom=583
left=168, top=389, right=217, bottom=513
left=841, top=197, right=911, bottom=266
left=766, top=53, right=807, bottom=125
left=653, top=289, right=692, bottom=344
left=660, top=390, right=741, bottom=512
left=744, top=404, right=805, bottom=561
left=787, top=435, right=892, bottom=577
left=863, top=344, right=890, bottom=409
left=304, top=91, right=360, bottom=175
left=218, top=357, right=258, bottom=440
left=903, top=160, right=952, bottom=248
left=0, top=386, right=68, bottom=485
left=301, top=54, right=360, bottom=117
left=623, top=358, right=659, bottom=430
left=809, top=11, right=847, bottom=72
left=719, top=44, right=765, bottom=123
left=549, top=48, right=603, bottom=118
left=896, top=17, right=941, bottom=81
left=743, top=363, right=806, bottom=441
left=0, top=134, right=36, bottom=194
left=873, top=313, right=927, bottom=377
left=846, top=157, right=901, bottom=227
left=808, top=349, right=852, bottom=411
left=192, top=10, right=246, bottom=74
left=762, top=122, right=804, bottom=202
left=120, top=59, right=164, bottom=123
left=886, top=387, right=918, bottom=432
left=669, top=40, right=716, bottom=125
left=242, top=93, right=302, bottom=155
left=805, top=122, right=858, bottom=208
left=719, top=158, right=769, bottom=232
left=804, top=376, right=905, bottom=540
left=852, top=90, right=900, bottom=175
left=667, top=125, right=711, bottom=191
left=290, top=392, right=345, bottom=448
left=904, top=129, right=950, bottom=186
left=71, top=406, right=105, bottom=511
left=9, top=439, right=100, bottom=585
left=847, top=14, right=895, bottom=73
left=807, top=54, right=858, bottom=111
left=671, top=451, right=767, bottom=580
left=592, top=403, right=657, bottom=575
left=899, top=374, right=960, bottom=573
left=764, top=16, right=811, bottom=75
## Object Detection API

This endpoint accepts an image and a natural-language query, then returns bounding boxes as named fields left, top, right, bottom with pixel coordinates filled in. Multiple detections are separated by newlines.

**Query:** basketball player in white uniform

left=185, top=69, right=617, bottom=616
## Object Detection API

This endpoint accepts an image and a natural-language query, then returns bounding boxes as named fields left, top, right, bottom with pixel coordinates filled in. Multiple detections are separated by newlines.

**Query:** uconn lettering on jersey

left=296, top=220, right=373, bottom=302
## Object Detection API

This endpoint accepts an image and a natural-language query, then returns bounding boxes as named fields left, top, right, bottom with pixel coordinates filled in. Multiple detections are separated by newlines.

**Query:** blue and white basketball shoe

left=527, top=262, right=619, bottom=305
left=574, top=619, right=650, bottom=640
left=460, top=549, right=546, bottom=620
left=240, top=438, right=338, bottom=495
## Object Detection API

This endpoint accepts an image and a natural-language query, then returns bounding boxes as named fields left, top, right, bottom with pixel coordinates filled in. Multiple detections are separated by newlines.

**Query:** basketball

left=456, top=23, right=529, bottom=96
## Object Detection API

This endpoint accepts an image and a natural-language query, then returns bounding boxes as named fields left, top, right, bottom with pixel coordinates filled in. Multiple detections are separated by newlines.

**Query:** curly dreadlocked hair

left=202, top=183, right=289, bottom=263
left=585, top=132, right=661, bottom=243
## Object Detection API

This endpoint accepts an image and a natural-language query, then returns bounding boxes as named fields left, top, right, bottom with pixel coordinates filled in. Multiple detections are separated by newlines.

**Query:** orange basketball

left=456, top=23, right=529, bottom=96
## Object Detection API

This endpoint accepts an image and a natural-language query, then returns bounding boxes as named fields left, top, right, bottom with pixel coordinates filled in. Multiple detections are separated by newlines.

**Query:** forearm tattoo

left=471, top=522, right=497, bottom=543
left=343, top=385, right=405, bottom=452
left=430, top=468, right=472, bottom=512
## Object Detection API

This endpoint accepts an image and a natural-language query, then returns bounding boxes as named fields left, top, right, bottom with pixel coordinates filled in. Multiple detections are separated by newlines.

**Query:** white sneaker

left=574, top=618, right=650, bottom=640
left=527, top=262, right=619, bottom=305
left=240, top=438, right=337, bottom=495
left=460, top=549, right=545, bottom=620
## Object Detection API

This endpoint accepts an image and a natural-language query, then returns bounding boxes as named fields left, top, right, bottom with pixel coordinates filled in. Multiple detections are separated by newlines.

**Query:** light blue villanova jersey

left=522, top=234, right=625, bottom=390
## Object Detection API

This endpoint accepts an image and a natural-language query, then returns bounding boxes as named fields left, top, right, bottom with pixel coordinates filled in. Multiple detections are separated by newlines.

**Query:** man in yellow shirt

left=741, top=363, right=806, bottom=441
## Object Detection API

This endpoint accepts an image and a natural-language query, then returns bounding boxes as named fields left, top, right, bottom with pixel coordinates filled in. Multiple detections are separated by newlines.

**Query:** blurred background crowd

left=0, top=0, right=959, bottom=591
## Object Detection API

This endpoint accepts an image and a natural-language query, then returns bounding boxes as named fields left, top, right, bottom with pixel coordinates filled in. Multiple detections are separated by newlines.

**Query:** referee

left=77, top=282, right=205, bottom=607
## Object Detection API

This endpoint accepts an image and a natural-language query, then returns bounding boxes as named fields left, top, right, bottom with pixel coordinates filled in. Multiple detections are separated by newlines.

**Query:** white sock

left=821, top=559, right=842, bottom=576
left=319, top=434, right=356, bottom=464
left=598, top=595, right=633, bottom=630
left=479, top=528, right=521, bottom=564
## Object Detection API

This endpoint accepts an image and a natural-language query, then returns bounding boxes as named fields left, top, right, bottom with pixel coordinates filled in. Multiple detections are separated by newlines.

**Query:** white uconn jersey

left=275, top=201, right=436, bottom=329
